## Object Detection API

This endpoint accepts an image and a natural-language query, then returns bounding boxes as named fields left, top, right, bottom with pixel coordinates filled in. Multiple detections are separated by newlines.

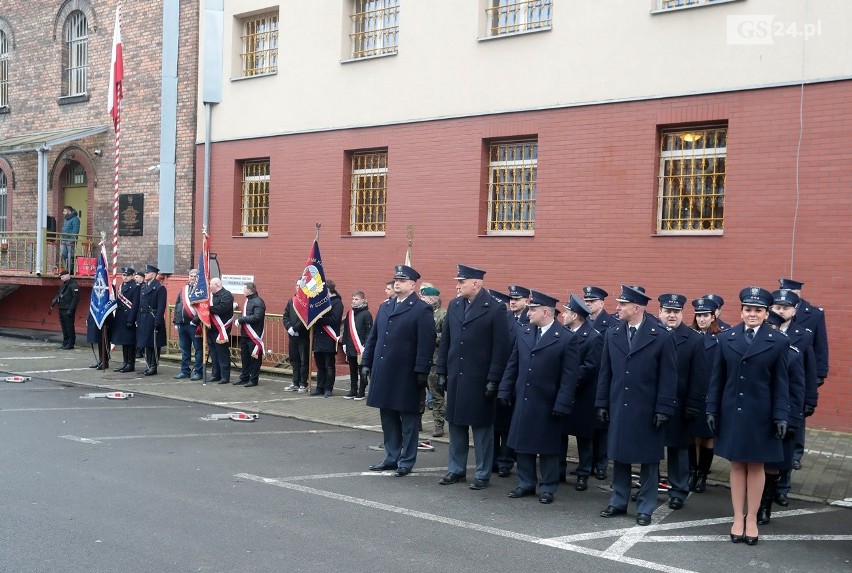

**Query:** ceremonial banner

left=89, top=245, right=117, bottom=329
left=190, top=234, right=211, bottom=327
left=294, top=240, right=332, bottom=330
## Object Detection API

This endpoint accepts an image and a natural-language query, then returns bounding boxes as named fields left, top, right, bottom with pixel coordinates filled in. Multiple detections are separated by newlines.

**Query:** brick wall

left=197, top=81, right=852, bottom=432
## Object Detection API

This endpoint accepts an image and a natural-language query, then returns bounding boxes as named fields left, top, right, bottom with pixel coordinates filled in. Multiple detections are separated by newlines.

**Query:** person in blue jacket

left=707, top=287, right=789, bottom=546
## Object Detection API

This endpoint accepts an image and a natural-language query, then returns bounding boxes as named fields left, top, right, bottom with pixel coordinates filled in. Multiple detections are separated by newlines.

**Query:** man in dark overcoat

left=136, top=264, right=167, bottom=376
left=559, top=294, right=603, bottom=491
left=207, top=278, right=235, bottom=384
left=499, top=291, right=580, bottom=504
left=436, top=264, right=509, bottom=490
left=234, top=281, right=266, bottom=387
left=595, top=285, right=678, bottom=526
left=657, top=293, right=707, bottom=510
left=361, top=265, right=436, bottom=477
left=112, top=267, right=140, bottom=372
left=583, top=285, right=614, bottom=480
left=311, top=280, right=344, bottom=397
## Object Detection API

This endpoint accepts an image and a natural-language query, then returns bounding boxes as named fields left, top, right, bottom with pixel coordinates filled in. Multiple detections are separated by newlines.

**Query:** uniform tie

left=628, top=326, right=637, bottom=349
left=534, top=327, right=541, bottom=344
left=745, top=328, right=755, bottom=345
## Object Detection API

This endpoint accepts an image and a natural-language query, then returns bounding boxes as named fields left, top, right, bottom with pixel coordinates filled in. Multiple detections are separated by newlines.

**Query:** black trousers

left=314, top=352, right=336, bottom=391
left=59, top=312, right=76, bottom=347
left=239, top=337, right=261, bottom=383
left=288, top=335, right=309, bottom=387
left=207, top=329, right=232, bottom=381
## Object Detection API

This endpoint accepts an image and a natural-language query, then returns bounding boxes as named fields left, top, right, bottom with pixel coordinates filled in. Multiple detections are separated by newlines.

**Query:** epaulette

left=805, top=327, right=812, bottom=333
left=789, top=345, right=800, bottom=353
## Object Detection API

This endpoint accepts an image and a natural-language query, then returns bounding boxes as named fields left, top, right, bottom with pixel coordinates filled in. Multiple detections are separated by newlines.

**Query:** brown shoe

left=432, top=423, right=444, bottom=438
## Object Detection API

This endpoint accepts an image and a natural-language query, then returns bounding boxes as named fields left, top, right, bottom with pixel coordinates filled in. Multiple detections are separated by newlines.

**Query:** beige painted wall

left=199, top=0, right=851, bottom=141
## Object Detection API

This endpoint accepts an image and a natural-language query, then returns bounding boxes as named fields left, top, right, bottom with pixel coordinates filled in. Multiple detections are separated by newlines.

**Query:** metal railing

left=0, top=231, right=100, bottom=276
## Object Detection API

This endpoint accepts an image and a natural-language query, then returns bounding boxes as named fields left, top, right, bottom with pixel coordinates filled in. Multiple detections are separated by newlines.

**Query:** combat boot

left=432, top=422, right=444, bottom=438
left=757, top=473, right=780, bottom=525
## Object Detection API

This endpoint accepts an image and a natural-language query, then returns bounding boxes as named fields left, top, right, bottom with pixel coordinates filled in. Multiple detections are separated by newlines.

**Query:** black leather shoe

left=218, top=379, right=230, bottom=384
left=173, top=373, right=190, bottom=379
left=122, top=366, right=135, bottom=373
left=775, top=493, right=789, bottom=506
left=369, top=462, right=397, bottom=472
left=744, top=535, right=759, bottom=546
left=507, top=487, right=535, bottom=498
left=498, top=468, right=511, bottom=478
left=636, top=513, right=652, bottom=526
left=233, top=380, right=248, bottom=385
left=143, top=368, right=157, bottom=376
left=244, top=382, right=258, bottom=387
left=539, top=492, right=554, bottom=504
left=190, top=374, right=202, bottom=381
left=575, top=475, right=588, bottom=491
left=113, top=364, right=128, bottom=372
left=600, top=505, right=627, bottom=518
left=439, top=472, right=466, bottom=485
left=209, top=377, right=221, bottom=382
left=594, top=469, right=608, bottom=480
left=668, top=497, right=684, bottom=510
left=393, top=467, right=411, bottom=477
left=792, top=460, right=801, bottom=470
left=469, top=479, right=489, bottom=490
left=89, top=363, right=101, bottom=369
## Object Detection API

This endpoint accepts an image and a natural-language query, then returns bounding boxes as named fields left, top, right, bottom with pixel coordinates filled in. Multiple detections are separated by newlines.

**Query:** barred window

left=350, top=151, right=387, bottom=235
left=487, top=0, right=552, bottom=37
left=63, top=11, right=88, bottom=96
left=487, top=140, right=537, bottom=234
left=350, top=0, right=399, bottom=59
left=240, top=12, right=278, bottom=77
left=0, top=31, right=8, bottom=107
left=656, top=0, right=731, bottom=11
left=657, top=126, right=727, bottom=233
left=241, top=160, right=270, bottom=235
left=0, top=170, right=7, bottom=232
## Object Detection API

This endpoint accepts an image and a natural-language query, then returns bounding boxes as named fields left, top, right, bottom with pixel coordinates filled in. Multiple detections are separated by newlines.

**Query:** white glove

left=288, top=327, right=296, bottom=336
left=342, top=345, right=347, bottom=354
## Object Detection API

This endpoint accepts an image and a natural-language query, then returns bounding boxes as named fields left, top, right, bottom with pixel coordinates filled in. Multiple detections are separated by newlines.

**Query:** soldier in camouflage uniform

left=420, top=283, right=447, bottom=437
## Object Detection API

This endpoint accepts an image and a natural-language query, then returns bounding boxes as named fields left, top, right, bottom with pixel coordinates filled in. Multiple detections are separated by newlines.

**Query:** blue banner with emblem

left=89, top=244, right=117, bottom=329
left=294, top=239, right=332, bottom=331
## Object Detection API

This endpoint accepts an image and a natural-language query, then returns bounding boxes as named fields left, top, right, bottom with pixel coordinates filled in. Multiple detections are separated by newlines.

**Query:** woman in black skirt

left=688, top=297, right=721, bottom=492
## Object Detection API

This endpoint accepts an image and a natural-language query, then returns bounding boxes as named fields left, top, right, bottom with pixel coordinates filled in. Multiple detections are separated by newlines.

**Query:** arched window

left=63, top=11, right=88, bottom=96
left=0, top=169, right=8, bottom=232
left=0, top=30, right=8, bottom=107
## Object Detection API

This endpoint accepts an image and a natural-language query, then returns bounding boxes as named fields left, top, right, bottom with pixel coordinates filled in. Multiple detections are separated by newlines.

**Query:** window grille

left=64, top=162, right=87, bottom=186
left=657, top=126, right=727, bottom=233
left=351, top=0, right=399, bottom=58
left=241, top=160, right=270, bottom=235
left=350, top=151, right=387, bottom=234
left=0, top=170, right=7, bottom=233
left=487, top=140, right=537, bottom=234
left=241, top=12, right=278, bottom=76
left=487, top=0, right=552, bottom=37
left=0, top=31, right=8, bottom=107
left=64, top=11, right=88, bottom=96
left=657, top=0, right=726, bottom=11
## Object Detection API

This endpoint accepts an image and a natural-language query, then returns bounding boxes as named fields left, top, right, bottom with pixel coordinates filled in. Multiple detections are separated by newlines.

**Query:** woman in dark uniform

left=688, top=297, right=722, bottom=493
left=707, top=287, right=789, bottom=546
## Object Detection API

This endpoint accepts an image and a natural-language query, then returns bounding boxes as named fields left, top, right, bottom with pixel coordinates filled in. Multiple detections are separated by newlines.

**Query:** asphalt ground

left=1, top=337, right=851, bottom=572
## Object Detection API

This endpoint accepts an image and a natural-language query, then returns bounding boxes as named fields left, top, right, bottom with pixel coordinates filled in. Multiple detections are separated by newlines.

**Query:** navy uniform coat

left=707, top=323, right=790, bottom=463
left=438, top=288, right=510, bottom=427
left=783, top=325, right=818, bottom=412
left=792, top=298, right=828, bottom=379
left=688, top=331, right=719, bottom=438
left=362, top=293, right=435, bottom=414
left=111, top=281, right=140, bottom=346
left=594, top=314, right=679, bottom=464
left=592, top=309, right=615, bottom=331
left=665, top=323, right=707, bottom=448
left=562, top=320, right=603, bottom=438
left=136, top=280, right=167, bottom=348
left=499, top=322, right=580, bottom=455
left=784, top=344, right=806, bottom=431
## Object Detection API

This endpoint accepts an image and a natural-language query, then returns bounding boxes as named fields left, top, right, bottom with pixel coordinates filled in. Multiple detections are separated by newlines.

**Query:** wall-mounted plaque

left=118, top=193, right=144, bottom=236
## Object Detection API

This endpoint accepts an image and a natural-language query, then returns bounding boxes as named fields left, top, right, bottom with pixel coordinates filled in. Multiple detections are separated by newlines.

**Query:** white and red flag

left=107, top=5, right=123, bottom=130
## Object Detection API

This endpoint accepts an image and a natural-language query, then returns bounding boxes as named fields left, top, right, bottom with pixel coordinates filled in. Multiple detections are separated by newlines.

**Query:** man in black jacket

left=283, top=281, right=309, bottom=393
left=53, top=270, right=80, bottom=349
left=234, top=282, right=265, bottom=387
left=207, top=278, right=235, bottom=384
left=310, top=279, right=344, bottom=397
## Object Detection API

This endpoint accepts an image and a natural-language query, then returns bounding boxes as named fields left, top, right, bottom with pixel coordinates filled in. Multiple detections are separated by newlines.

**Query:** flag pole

left=201, top=228, right=209, bottom=385
left=110, top=1, right=123, bottom=281
left=306, top=223, right=321, bottom=393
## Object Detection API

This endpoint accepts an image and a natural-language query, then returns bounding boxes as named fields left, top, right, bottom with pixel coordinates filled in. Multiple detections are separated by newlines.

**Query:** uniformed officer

left=507, top=285, right=531, bottom=325
left=437, top=265, right=509, bottom=490
left=136, top=264, right=167, bottom=376
left=583, top=285, right=613, bottom=480
left=687, top=297, right=722, bottom=492
left=769, top=288, right=819, bottom=507
left=707, top=287, right=789, bottom=546
left=112, top=267, right=140, bottom=372
left=86, top=305, right=114, bottom=370
left=499, top=290, right=580, bottom=504
left=657, top=293, right=707, bottom=510
left=559, top=294, right=603, bottom=491
left=361, top=264, right=436, bottom=477
left=779, top=277, right=828, bottom=471
left=53, top=269, right=80, bottom=350
left=595, top=285, right=678, bottom=526
left=703, top=294, right=731, bottom=330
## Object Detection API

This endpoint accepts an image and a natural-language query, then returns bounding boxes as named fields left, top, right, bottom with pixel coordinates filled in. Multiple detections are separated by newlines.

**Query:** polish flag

left=107, top=5, right=123, bottom=130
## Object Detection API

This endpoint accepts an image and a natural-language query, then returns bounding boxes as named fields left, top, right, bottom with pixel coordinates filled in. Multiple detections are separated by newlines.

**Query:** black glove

left=484, top=381, right=498, bottom=401
left=437, top=374, right=447, bottom=394
left=653, top=413, right=669, bottom=429
left=817, top=377, right=825, bottom=387
left=551, top=410, right=566, bottom=419
left=803, top=404, right=816, bottom=417
left=596, top=408, right=609, bottom=426
left=774, top=420, right=788, bottom=440
left=360, top=366, right=371, bottom=381
left=126, top=322, right=133, bottom=329
left=498, top=398, right=512, bottom=408
left=706, top=413, right=718, bottom=436
left=684, top=407, right=701, bottom=422
left=416, top=373, right=428, bottom=388
left=785, top=425, right=797, bottom=439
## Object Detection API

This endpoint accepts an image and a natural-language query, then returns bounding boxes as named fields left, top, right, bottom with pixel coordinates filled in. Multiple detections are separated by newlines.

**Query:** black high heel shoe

left=744, top=517, right=759, bottom=545
left=730, top=517, right=745, bottom=543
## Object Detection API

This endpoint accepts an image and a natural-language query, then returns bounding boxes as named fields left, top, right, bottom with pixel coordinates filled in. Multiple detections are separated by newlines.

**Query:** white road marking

left=2, top=406, right=187, bottom=412
left=59, top=435, right=102, bottom=444
left=212, top=398, right=301, bottom=405
left=61, top=429, right=351, bottom=443
left=602, top=502, right=675, bottom=557
left=804, top=449, right=852, bottom=461
left=0, top=356, right=53, bottom=360
left=272, top=467, right=450, bottom=482
left=640, top=534, right=852, bottom=542
left=16, top=368, right=93, bottom=374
